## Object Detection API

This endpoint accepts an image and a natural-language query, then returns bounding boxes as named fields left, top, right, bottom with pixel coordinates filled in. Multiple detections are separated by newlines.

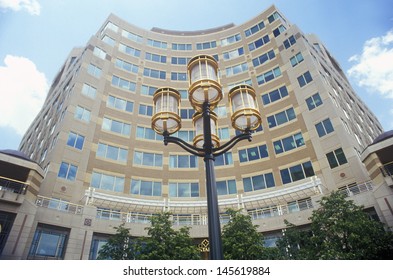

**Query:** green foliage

left=139, top=212, right=201, bottom=260
left=277, top=191, right=393, bottom=259
left=97, top=223, right=136, bottom=260
left=222, top=209, right=271, bottom=259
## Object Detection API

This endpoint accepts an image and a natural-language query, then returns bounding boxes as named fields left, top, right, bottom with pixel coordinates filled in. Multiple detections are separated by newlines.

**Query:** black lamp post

left=151, top=55, right=262, bottom=260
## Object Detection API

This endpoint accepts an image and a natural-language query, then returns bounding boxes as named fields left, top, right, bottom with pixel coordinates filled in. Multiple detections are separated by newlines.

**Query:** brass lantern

left=187, top=54, right=223, bottom=111
left=192, top=112, right=220, bottom=149
left=152, top=87, right=181, bottom=135
left=228, top=84, right=262, bottom=131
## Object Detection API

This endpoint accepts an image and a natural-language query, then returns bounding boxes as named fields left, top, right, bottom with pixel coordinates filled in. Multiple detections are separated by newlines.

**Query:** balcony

left=35, top=195, right=84, bottom=215
left=0, top=176, right=28, bottom=204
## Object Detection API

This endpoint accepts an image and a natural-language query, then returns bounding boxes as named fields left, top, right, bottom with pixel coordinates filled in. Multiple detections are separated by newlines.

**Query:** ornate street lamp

left=152, top=54, right=262, bottom=260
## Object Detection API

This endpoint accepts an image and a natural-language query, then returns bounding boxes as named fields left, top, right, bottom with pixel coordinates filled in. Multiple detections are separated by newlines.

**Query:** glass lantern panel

left=190, top=61, right=217, bottom=83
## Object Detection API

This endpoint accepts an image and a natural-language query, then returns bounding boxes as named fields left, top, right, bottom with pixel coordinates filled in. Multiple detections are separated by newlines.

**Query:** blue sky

left=0, top=0, right=392, bottom=150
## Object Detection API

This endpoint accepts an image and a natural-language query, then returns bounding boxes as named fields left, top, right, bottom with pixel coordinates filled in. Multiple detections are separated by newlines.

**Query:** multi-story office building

left=1, top=5, right=391, bottom=259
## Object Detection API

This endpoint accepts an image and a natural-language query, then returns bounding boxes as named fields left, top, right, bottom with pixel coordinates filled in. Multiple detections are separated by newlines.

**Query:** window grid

left=115, top=59, right=138, bottom=73
left=315, top=118, right=334, bottom=137
left=239, top=144, right=269, bottom=163
left=145, top=52, right=166, bottom=63
left=66, top=132, right=84, bottom=150
left=326, top=148, right=348, bottom=169
left=172, top=43, right=192, bottom=51
left=226, top=62, right=248, bottom=76
left=102, top=117, right=131, bottom=136
left=147, top=39, right=167, bottom=49
left=143, top=68, right=166, bottom=79
left=215, top=152, right=233, bottom=166
left=262, top=86, right=289, bottom=105
left=196, top=41, right=217, bottom=50
left=138, top=104, right=153, bottom=116
left=290, top=52, right=304, bottom=67
left=243, top=173, right=275, bottom=192
left=87, top=64, right=102, bottom=77
left=252, top=50, right=275, bottom=67
left=248, top=35, right=270, bottom=51
left=58, top=162, right=77, bottom=181
left=91, top=172, right=124, bottom=192
left=245, top=21, right=265, bottom=37
left=223, top=47, right=244, bottom=60
left=171, top=72, right=187, bottom=81
left=169, top=182, right=199, bottom=197
left=280, top=161, right=315, bottom=184
left=121, top=30, right=143, bottom=43
left=111, top=75, right=136, bottom=91
left=297, top=71, right=313, bottom=87
left=306, top=93, right=323, bottom=110
left=74, top=106, right=91, bottom=122
left=119, top=43, right=141, bottom=57
left=217, top=179, right=237, bottom=195
left=133, top=151, right=162, bottom=167
left=267, top=107, right=296, bottom=128
left=136, top=126, right=163, bottom=141
left=81, top=84, right=97, bottom=99
left=107, top=95, right=134, bottom=113
left=283, top=35, right=296, bottom=49
left=141, top=85, right=158, bottom=96
left=221, top=33, right=241, bottom=46
left=273, top=132, right=305, bottom=154
left=131, top=179, right=162, bottom=196
left=169, top=155, right=198, bottom=168
left=97, top=143, right=128, bottom=162
left=257, top=67, right=281, bottom=85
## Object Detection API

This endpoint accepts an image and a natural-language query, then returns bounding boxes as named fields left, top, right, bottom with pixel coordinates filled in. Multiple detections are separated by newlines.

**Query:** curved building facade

left=3, top=5, right=387, bottom=259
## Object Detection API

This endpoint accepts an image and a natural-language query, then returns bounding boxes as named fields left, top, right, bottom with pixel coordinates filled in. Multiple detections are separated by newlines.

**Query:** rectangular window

left=283, top=35, right=296, bottom=49
left=131, top=179, right=162, bottom=196
left=267, top=107, right=296, bottom=128
left=223, top=47, right=244, bottom=60
left=180, top=108, right=196, bottom=119
left=58, top=162, right=77, bottom=181
left=290, top=52, right=304, bottom=67
left=315, top=118, right=334, bottom=137
left=297, top=71, right=313, bottom=87
left=136, top=126, right=163, bottom=141
left=280, top=161, right=315, bottom=184
left=91, top=172, right=124, bottom=192
left=171, top=57, right=190, bottom=65
left=306, top=93, right=323, bottom=110
left=169, top=182, right=199, bottom=197
left=28, top=225, right=69, bottom=259
left=272, top=25, right=286, bottom=37
left=268, top=11, right=282, bottom=23
left=257, top=67, right=281, bottom=85
left=74, top=106, right=91, bottom=122
left=115, top=59, right=138, bottom=73
left=138, top=104, right=153, bottom=116
left=107, top=95, right=134, bottom=113
left=97, top=143, right=128, bottom=162
left=119, top=43, right=141, bottom=57
left=82, top=84, right=97, bottom=99
left=147, top=39, right=167, bottom=49
left=87, top=64, right=102, bottom=78
left=215, top=152, right=233, bottom=166
left=66, top=132, right=84, bottom=150
left=252, top=49, right=275, bottom=67
left=262, top=85, right=288, bottom=105
left=221, top=34, right=241, bottom=46
left=141, top=85, right=158, bottom=96
left=226, top=62, right=248, bottom=76
left=93, top=47, right=106, bottom=59
left=243, top=172, right=275, bottom=192
left=102, top=117, right=131, bottom=136
left=133, top=151, right=162, bottom=167
left=121, top=30, right=143, bottom=43
left=145, top=52, right=166, bottom=63
left=248, top=35, right=270, bottom=51
left=143, top=68, right=166, bottom=79
left=245, top=21, right=265, bottom=37
left=218, top=127, right=230, bottom=140
left=169, top=155, right=198, bottom=168
left=326, top=148, right=348, bottom=169
left=111, top=75, right=136, bottom=91
left=217, top=179, right=237, bottom=195
left=239, top=144, right=269, bottom=163
left=172, top=43, right=192, bottom=51
left=171, top=72, right=187, bottom=81
left=196, top=41, right=217, bottom=50
left=273, top=132, right=305, bottom=154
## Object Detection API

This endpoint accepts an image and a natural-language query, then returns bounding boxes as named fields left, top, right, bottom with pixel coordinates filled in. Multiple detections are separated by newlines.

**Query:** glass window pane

left=97, top=143, right=106, bottom=158
left=258, top=145, right=268, bottom=158
left=247, top=147, right=259, bottom=161
left=303, top=161, right=315, bottom=177
left=275, top=111, right=287, bottom=125
left=280, top=169, right=291, bottom=184
left=290, top=164, right=304, bottom=182
left=252, top=175, right=265, bottom=190
left=191, top=183, right=199, bottom=197
left=282, top=136, right=295, bottom=151
left=91, top=172, right=101, bottom=188
left=101, top=174, right=114, bottom=190
left=336, top=148, right=348, bottom=165
left=323, top=119, right=334, bottom=133
left=58, top=162, right=68, bottom=178
left=243, top=178, right=252, bottom=192
left=265, top=173, right=275, bottom=188
left=141, top=181, right=153, bottom=196
left=106, top=145, right=118, bottom=160
left=114, top=177, right=124, bottom=192
left=217, top=181, right=227, bottom=195
left=327, top=151, right=338, bottom=168
left=131, top=179, right=140, bottom=194
left=153, top=182, right=162, bottom=196
left=239, top=150, right=248, bottom=162
left=75, top=135, right=84, bottom=149
left=67, top=132, right=76, bottom=147
left=178, top=183, right=190, bottom=197
left=169, top=183, right=177, bottom=197
left=274, top=140, right=283, bottom=154
left=227, top=180, right=237, bottom=194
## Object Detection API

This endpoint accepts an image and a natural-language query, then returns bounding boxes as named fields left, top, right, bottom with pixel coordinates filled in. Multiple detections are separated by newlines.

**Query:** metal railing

left=35, top=196, right=83, bottom=214
left=338, top=181, right=373, bottom=197
left=0, top=176, right=29, bottom=195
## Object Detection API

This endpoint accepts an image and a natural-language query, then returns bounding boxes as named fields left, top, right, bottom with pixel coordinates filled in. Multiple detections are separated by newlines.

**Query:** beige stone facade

left=1, top=5, right=391, bottom=260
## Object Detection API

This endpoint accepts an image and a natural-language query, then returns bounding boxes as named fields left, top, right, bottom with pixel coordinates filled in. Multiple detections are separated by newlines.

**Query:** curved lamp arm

left=212, top=130, right=252, bottom=157
left=163, top=133, right=205, bottom=157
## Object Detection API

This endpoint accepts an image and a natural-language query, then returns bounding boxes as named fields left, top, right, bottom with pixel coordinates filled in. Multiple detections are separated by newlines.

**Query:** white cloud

left=0, top=55, right=48, bottom=135
left=0, top=0, right=41, bottom=15
left=347, top=29, right=393, bottom=99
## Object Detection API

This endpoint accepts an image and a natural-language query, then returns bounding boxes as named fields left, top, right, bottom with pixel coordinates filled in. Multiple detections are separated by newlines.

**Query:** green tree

left=277, top=191, right=393, bottom=259
left=97, top=223, right=137, bottom=260
left=222, top=208, right=276, bottom=259
left=139, top=212, right=200, bottom=260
